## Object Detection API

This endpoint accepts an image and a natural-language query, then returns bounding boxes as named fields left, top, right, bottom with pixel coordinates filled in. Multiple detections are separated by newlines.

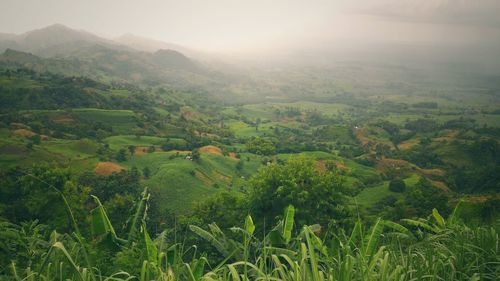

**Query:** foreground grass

left=2, top=188, right=498, bottom=281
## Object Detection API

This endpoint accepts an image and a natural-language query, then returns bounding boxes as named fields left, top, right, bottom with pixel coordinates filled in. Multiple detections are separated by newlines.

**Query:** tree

left=96, top=129, right=108, bottom=141
left=389, top=178, right=406, bottom=193
left=116, top=148, right=127, bottom=162
left=143, top=166, right=151, bottom=179
left=249, top=157, right=352, bottom=227
left=255, top=118, right=261, bottom=131
left=235, top=160, right=244, bottom=171
left=128, top=145, right=136, bottom=155
left=191, top=192, right=248, bottom=230
left=147, top=145, right=155, bottom=153
left=405, top=177, right=449, bottom=217
left=0, top=165, right=89, bottom=230
left=30, top=135, right=41, bottom=145
left=246, top=137, right=276, bottom=156
left=191, top=149, right=201, bottom=161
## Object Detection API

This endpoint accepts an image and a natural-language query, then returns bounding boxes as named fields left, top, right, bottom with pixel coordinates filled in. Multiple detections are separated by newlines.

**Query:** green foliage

left=249, top=157, right=351, bottom=227
left=143, top=166, right=151, bottom=179
left=388, top=178, right=406, bottom=193
left=405, top=177, right=450, bottom=218
left=191, top=149, right=200, bottom=161
left=0, top=165, right=89, bottom=230
left=246, top=137, right=276, bottom=155
left=116, top=148, right=127, bottom=162
left=190, top=192, right=248, bottom=230
left=1, top=190, right=499, bottom=281
left=128, top=145, right=136, bottom=155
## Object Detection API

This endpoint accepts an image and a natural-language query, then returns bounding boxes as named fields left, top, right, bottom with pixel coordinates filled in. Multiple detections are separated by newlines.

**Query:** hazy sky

left=1, top=0, right=500, bottom=53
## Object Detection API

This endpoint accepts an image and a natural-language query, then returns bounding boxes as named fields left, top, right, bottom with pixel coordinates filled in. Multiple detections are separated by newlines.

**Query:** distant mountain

left=0, top=24, right=201, bottom=59
left=115, top=33, right=195, bottom=55
left=152, top=49, right=200, bottom=71
left=0, top=45, right=218, bottom=91
left=0, top=24, right=252, bottom=99
left=0, top=24, right=129, bottom=57
left=0, top=24, right=210, bottom=79
left=0, top=48, right=40, bottom=63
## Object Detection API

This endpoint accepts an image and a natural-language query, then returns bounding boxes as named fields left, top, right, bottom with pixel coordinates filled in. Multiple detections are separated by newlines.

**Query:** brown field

left=376, top=158, right=412, bottom=173
left=214, top=171, right=231, bottom=183
left=462, top=195, right=492, bottom=203
left=14, top=129, right=37, bottom=137
left=315, top=160, right=326, bottom=171
left=199, top=145, right=222, bottom=155
left=429, top=179, right=450, bottom=192
left=354, top=128, right=370, bottom=146
left=52, top=115, right=75, bottom=124
left=417, top=167, right=445, bottom=178
left=354, top=127, right=395, bottom=151
left=398, top=138, right=419, bottom=150
left=94, top=162, right=124, bottom=175
left=433, top=130, right=459, bottom=142
left=228, top=152, right=238, bottom=159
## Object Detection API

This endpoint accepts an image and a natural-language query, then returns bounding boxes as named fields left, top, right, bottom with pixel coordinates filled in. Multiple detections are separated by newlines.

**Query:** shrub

left=389, top=178, right=406, bottom=193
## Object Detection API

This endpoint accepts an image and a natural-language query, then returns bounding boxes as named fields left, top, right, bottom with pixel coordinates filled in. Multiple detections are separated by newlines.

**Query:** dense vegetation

left=1, top=189, right=498, bottom=280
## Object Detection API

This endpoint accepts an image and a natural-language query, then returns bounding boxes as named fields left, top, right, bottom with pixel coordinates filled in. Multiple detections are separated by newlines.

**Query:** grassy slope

left=122, top=152, right=264, bottom=213
left=355, top=173, right=420, bottom=209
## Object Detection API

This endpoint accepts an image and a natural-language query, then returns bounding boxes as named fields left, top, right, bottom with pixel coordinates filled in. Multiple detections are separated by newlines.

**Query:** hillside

left=0, top=19, right=499, bottom=280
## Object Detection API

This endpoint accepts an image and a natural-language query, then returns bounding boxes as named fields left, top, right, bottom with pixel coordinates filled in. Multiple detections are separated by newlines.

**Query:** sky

left=1, top=0, right=500, bottom=54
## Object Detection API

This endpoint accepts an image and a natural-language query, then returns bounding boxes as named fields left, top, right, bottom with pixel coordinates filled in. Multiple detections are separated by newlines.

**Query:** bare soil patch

left=214, top=171, right=231, bottom=183
left=14, top=129, right=37, bottom=137
left=417, top=167, right=445, bottom=178
left=376, top=158, right=412, bottom=173
left=429, top=180, right=450, bottom=192
left=94, top=162, right=124, bottom=175
left=398, top=139, right=419, bottom=150
left=199, top=145, right=222, bottom=155
left=52, top=115, right=75, bottom=124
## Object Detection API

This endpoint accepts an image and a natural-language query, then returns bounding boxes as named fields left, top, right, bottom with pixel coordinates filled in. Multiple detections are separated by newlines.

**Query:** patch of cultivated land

left=199, top=145, right=223, bottom=155
left=94, top=162, right=124, bottom=175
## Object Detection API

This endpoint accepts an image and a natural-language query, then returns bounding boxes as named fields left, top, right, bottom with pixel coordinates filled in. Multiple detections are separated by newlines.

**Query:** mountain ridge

left=0, top=24, right=194, bottom=58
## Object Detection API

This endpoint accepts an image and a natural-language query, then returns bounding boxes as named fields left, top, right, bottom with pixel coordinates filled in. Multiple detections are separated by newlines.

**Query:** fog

left=1, top=0, right=500, bottom=70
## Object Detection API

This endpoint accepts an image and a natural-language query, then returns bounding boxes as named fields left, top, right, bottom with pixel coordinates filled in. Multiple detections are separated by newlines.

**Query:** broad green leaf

left=189, top=225, right=229, bottom=257
left=383, top=220, right=415, bottom=240
left=90, top=195, right=116, bottom=238
left=244, top=215, right=255, bottom=235
left=364, top=218, right=383, bottom=258
left=282, top=205, right=295, bottom=244
left=432, top=208, right=445, bottom=227
left=142, top=222, right=157, bottom=264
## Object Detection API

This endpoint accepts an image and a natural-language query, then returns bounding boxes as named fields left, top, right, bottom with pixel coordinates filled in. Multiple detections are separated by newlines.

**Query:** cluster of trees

left=0, top=165, right=142, bottom=234
left=0, top=70, right=157, bottom=111
left=370, top=177, right=450, bottom=220
left=246, top=137, right=276, bottom=155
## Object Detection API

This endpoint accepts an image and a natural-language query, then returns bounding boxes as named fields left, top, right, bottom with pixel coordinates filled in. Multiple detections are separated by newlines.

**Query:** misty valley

left=0, top=14, right=499, bottom=281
